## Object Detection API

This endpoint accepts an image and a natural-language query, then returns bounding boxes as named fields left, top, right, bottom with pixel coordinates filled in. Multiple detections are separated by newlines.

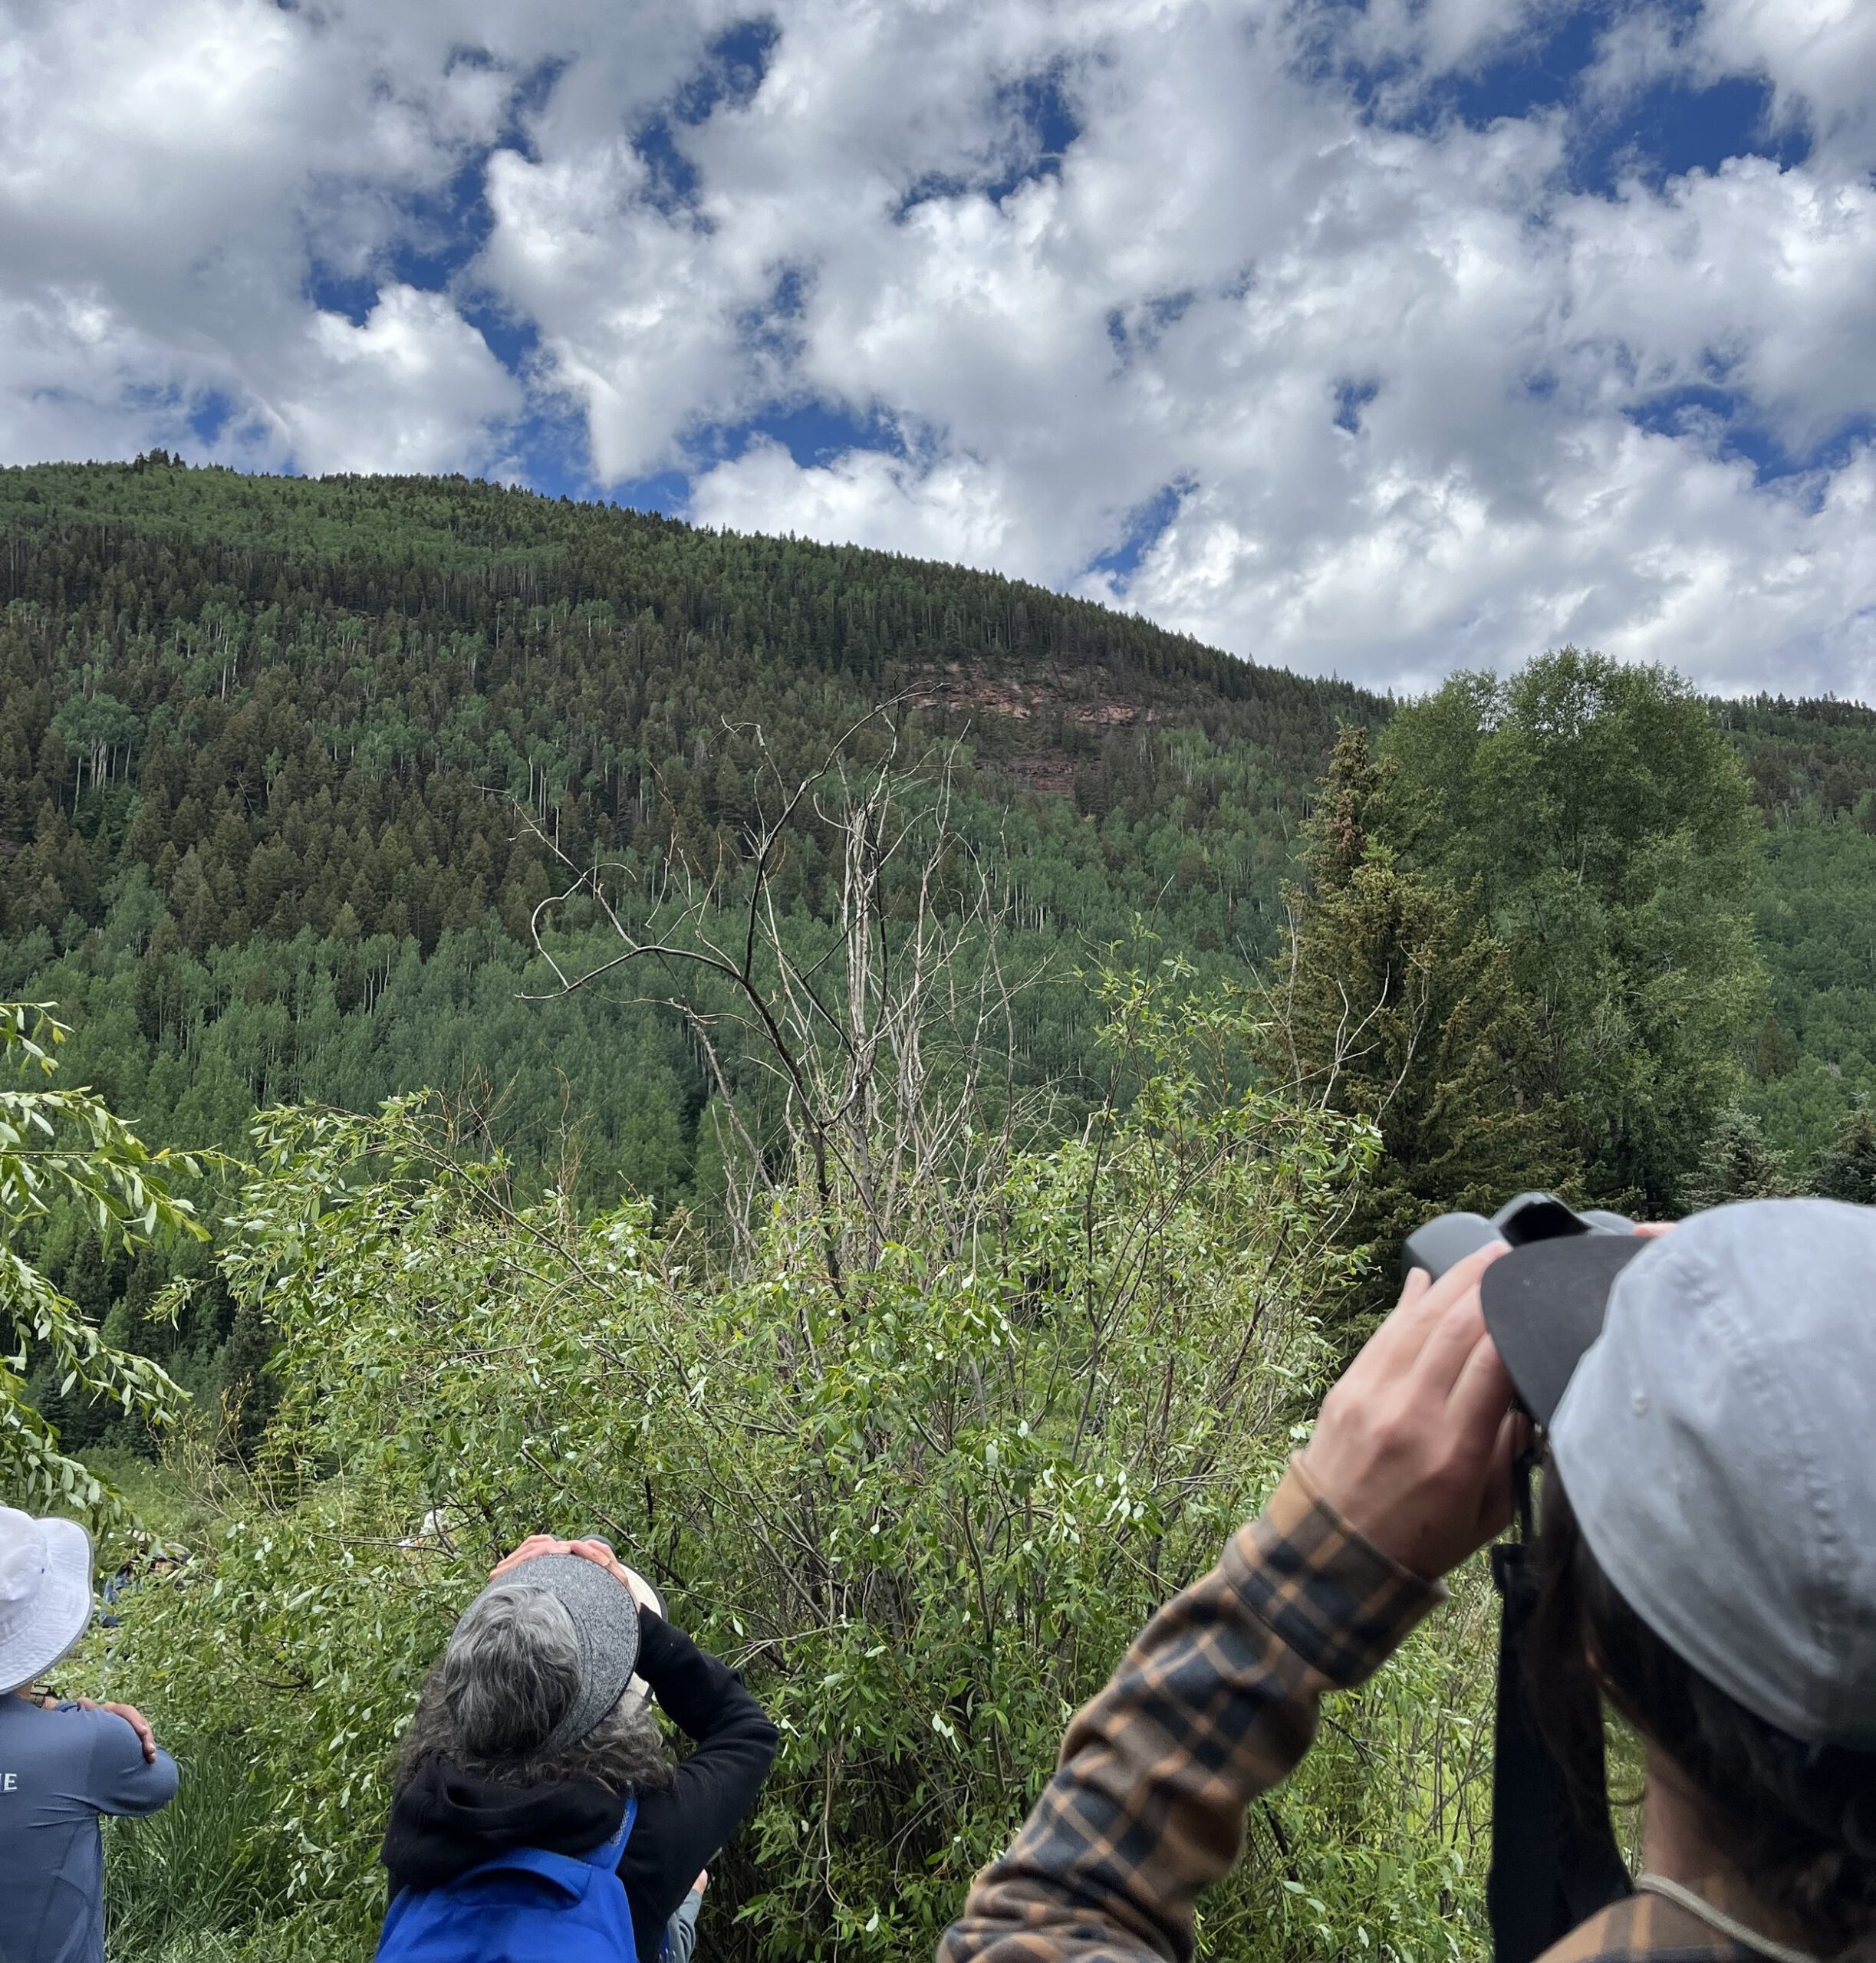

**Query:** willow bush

left=100, top=974, right=1498, bottom=1962
left=0, top=1000, right=203, bottom=1514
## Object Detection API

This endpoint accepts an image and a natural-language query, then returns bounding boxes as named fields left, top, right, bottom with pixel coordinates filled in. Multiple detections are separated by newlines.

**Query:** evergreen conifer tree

left=1680, top=1105, right=1792, bottom=1212
left=1269, top=728, right=1574, bottom=1331
left=1809, top=1096, right=1876, bottom=1206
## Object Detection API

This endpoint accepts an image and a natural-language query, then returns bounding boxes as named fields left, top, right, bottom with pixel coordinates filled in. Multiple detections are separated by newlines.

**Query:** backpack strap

left=595, top=1793, right=637, bottom=1870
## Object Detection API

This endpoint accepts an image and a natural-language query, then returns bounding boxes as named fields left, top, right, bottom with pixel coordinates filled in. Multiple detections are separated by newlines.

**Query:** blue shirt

left=0, top=1695, right=179, bottom=1963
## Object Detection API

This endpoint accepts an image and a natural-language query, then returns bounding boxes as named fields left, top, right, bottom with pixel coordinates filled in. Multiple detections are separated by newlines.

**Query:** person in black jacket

left=380, top=1534, right=778, bottom=1963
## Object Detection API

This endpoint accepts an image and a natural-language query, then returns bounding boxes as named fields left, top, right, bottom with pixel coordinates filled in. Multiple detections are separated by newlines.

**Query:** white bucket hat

left=0, top=1507, right=94, bottom=1693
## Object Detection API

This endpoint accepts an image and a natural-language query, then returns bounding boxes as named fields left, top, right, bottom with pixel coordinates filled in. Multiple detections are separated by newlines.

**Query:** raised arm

left=938, top=1465, right=1439, bottom=1963
left=619, top=1608, right=778, bottom=1939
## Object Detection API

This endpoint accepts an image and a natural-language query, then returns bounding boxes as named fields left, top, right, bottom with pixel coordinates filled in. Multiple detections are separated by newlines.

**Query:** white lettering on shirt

left=2, top=1772, right=16, bottom=1791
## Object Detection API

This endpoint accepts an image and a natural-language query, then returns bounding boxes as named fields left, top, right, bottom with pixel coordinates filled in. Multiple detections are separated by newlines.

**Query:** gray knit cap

left=457, top=1553, right=642, bottom=1754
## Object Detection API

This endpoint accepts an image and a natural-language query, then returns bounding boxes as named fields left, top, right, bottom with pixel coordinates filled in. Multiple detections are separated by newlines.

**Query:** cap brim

left=1480, top=1234, right=1650, bottom=1425
left=0, top=1517, right=94, bottom=1694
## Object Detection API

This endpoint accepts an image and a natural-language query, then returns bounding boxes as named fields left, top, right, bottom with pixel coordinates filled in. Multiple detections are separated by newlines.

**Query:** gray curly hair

left=395, top=1583, right=673, bottom=1795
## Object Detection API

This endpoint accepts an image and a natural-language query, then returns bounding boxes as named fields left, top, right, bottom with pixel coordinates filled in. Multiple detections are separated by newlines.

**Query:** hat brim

left=1480, top=1233, right=1651, bottom=1425
left=0, top=1516, right=94, bottom=1695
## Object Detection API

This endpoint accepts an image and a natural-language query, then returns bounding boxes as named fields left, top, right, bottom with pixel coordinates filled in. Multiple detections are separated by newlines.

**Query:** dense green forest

left=5, top=462, right=1875, bottom=1356
left=0, top=455, right=1379, bottom=1151
left=0, top=455, right=1386, bottom=1438
left=7, top=459, right=1876, bottom=1961
left=5, top=460, right=1874, bottom=1172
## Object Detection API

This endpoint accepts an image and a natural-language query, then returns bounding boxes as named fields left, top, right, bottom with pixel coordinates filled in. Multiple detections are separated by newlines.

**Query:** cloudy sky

left=3, top=1, right=1874, bottom=694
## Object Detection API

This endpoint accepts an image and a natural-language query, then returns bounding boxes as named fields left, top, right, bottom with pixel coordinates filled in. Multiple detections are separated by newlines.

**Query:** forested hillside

left=0, top=455, right=1376, bottom=1176
left=5, top=461, right=1876, bottom=1409
left=6, top=460, right=1874, bottom=1185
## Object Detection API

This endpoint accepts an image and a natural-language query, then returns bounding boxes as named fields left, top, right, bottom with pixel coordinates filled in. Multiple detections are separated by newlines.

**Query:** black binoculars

left=1403, top=1190, right=1633, bottom=1282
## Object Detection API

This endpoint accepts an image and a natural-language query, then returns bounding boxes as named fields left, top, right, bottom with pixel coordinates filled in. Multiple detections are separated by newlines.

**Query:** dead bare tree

left=518, top=709, right=1054, bottom=1286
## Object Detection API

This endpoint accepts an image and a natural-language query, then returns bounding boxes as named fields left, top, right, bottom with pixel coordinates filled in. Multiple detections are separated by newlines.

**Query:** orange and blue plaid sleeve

left=936, top=1460, right=1444, bottom=1963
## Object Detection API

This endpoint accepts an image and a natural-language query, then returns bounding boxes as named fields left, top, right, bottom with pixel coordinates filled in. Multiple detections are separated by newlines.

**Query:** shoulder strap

left=601, top=1793, right=637, bottom=1869
left=1487, top=1491, right=1632, bottom=1963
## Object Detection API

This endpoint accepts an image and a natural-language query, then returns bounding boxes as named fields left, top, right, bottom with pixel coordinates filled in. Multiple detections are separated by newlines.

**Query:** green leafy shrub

left=0, top=1000, right=203, bottom=1516
left=96, top=977, right=1495, bottom=1961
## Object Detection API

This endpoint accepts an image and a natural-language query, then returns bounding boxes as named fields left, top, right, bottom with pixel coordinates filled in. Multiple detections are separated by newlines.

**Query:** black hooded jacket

left=382, top=1606, right=778, bottom=1963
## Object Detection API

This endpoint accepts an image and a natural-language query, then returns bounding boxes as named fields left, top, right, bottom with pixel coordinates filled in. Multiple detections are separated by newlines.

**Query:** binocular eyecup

left=1403, top=1191, right=1634, bottom=1283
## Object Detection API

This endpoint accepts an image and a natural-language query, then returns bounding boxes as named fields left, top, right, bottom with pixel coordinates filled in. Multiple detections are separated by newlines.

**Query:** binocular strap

left=1486, top=1534, right=1634, bottom=1963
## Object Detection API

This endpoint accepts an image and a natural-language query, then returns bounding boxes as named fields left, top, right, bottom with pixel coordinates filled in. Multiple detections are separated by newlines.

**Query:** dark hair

left=1528, top=1469, right=1876, bottom=1960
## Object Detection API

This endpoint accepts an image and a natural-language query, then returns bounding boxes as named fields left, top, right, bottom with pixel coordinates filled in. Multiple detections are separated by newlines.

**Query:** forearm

left=624, top=1610, right=779, bottom=1924
left=938, top=1463, right=1442, bottom=1963
left=636, top=1609, right=771, bottom=1745
left=665, top=1887, right=704, bottom=1963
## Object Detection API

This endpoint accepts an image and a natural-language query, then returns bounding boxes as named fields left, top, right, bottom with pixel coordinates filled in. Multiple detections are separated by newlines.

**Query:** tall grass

left=106, top=1732, right=304, bottom=1961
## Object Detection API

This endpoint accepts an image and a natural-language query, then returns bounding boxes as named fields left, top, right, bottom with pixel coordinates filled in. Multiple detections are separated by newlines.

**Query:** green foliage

left=0, top=458, right=1376, bottom=1301
left=1269, top=729, right=1572, bottom=1328
left=0, top=458, right=1364, bottom=978
left=104, top=1731, right=298, bottom=1955
left=1379, top=650, right=1764, bottom=1208
left=1807, top=1097, right=1876, bottom=1206
left=1689, top=695, right=1876, bottom=1160
left=96, top=982, right=1496, bottom=1963
left=5, top=464, right=1876, bottom=1363
left=1680, top=1106, right=1792, bottom=1212
left=0, top=1001, right=203, bottom=1514
left=8, top=464, right=1876, bottom=1962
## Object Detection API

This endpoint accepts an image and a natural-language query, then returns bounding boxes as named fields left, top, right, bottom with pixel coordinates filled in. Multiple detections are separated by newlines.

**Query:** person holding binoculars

left=940, top=1196, right=1876, bottom=1963
left=374, top=1535, right=776, bottom=1963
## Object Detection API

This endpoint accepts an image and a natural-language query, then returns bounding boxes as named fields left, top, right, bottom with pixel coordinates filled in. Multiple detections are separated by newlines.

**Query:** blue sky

left=2, top=0, right=1874, bottom=695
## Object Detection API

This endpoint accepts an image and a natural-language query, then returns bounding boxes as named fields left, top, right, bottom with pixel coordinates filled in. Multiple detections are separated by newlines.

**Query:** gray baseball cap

left=457, top=1553, right=643, bottom=1754
left=1480, top=1198, right=1876, bottom=1748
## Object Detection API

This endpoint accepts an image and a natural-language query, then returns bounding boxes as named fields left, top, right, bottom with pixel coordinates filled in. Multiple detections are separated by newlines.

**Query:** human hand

left=489, top=1532, right=574, bottom=1577
left=490, top=1534, right=635, bottom=1590
left=693, top=1870, right=709, bottom=1896
left=1300, top=1244, right=1522, bottom=1581
left=81, top=1698, right=157, bottom=1763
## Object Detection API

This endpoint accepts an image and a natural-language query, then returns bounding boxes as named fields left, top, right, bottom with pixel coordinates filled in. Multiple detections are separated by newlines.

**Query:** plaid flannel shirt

left=937, top=1460, right=1756, bottom=1963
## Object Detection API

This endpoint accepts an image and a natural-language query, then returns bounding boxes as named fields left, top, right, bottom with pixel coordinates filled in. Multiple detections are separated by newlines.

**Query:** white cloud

left=1563, top=160, right=1876, bottom=446
left=1697, top=0, right=1876, bottom=175
left=1, top=0, right=1874, bottom=694
left=267, top=286, right=524, bottom=475
left=690, top=438, right=1028, bottom=569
